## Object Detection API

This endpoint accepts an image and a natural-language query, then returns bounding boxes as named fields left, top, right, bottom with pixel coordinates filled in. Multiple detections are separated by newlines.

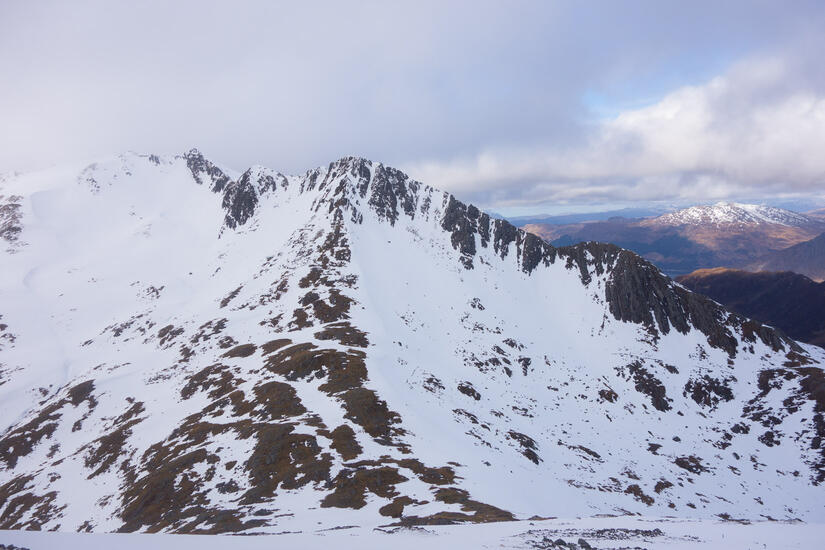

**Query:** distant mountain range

left=677, top=268, right=825, bottom=349
left=521, top=203, right=825, bottom=278
left=507, top=207, right=669, bottom=226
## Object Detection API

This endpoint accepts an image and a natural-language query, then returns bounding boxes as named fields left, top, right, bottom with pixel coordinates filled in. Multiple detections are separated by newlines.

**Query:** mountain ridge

left=177, top=151, right=806, bottom=355
left=0, top=150, right=823, bottom=533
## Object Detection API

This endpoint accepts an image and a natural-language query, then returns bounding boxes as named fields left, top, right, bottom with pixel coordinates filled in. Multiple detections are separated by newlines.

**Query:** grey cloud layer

left=1, top=1, right=823, bottom=208
left=406, top=55, right=825, bottom=207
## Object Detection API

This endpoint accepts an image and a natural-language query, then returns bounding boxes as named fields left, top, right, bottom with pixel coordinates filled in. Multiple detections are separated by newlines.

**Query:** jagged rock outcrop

left=183, top=148, right=232, bottom=193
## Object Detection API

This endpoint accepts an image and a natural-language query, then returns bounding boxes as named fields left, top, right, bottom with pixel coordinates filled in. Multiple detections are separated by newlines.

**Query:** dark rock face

left=492, top=219, right=520, bottom=260
left=520, top=232, right=552, bottom=273
left=594, top=244, right=719, bottom=342
left=457, top=382, right=481, bottom=401
left=507, top=431, right=541, bottom=464
left=183, top=149, right=231, bottom=193
left=674, top=455, right=709, bottom=474
left=218, top=168, right=290, bottom=229
left=366, top=164, right=421, bottom=225
left=442, top=196, right=478, bottom=263
left=620, top=360, right=671, bottom=412
left=252, top=171, right=287, bottom=195
left=564, top=242, right=798, bottom=358
left=0, top=195, right=23, bottom=248
left=684, top=375, right=735, bottom=408
left=221, top=171, right=259, bottom=229
left=601, top=246, right=693, bottom=337
left=440, top=197, right=555, bottom=272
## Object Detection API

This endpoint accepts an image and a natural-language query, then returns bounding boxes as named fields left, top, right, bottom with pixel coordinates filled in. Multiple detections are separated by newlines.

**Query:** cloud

left=403, top=55, right=825, bottom=208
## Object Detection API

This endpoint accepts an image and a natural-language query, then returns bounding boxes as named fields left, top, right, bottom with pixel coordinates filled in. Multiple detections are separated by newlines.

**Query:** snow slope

left=3, top=517, right=825, bottom=549
left=0, top=151, right=823, bottom=534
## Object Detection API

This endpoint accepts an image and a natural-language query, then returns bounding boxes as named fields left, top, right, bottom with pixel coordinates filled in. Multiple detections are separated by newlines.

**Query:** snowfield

left=3, top=517, right=825, bottom=549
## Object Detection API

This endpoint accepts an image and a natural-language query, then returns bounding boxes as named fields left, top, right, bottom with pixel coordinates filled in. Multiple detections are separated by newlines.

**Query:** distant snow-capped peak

left=653, top=202, right=813, bottom=227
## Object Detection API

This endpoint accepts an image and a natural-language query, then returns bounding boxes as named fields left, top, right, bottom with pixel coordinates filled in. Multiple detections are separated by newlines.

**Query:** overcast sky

left=2, top=1, right=824, bottom=214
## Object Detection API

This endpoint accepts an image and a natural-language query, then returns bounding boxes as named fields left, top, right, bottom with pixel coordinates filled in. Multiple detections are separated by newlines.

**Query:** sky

left=2, top=1, right=825, bottom=215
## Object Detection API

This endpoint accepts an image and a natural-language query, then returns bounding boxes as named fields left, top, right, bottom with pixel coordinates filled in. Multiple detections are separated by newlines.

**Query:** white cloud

left=403, top=56, right=825, bottom=206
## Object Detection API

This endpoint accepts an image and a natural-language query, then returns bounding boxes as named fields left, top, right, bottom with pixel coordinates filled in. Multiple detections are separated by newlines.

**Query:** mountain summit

left=649, top=202, right=816, bottom=228
left=0, top=151, right=823, bottom=533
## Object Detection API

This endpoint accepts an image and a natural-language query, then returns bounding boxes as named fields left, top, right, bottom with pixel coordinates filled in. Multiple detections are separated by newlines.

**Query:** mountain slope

left=747, top=232, right=825, bottom=282
left=0, top=152, right=824, bottom=533
left=806, top=208, right=825, bottom=220
left=507, top=206, right=667, bottom=226
left=523, top=203, right=825, bottom=277
left=677, top=268, right=825, bottom=349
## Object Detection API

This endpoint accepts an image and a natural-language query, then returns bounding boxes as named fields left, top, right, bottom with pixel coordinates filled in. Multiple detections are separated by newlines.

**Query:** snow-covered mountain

left=649, top=202, right=816, bottom=228
left=1, top=151, right=824, bottom=533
